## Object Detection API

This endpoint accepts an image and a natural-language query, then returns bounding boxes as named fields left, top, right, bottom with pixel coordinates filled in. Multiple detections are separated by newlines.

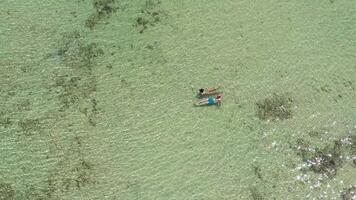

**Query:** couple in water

left=195, top=86, right=222, bottom=106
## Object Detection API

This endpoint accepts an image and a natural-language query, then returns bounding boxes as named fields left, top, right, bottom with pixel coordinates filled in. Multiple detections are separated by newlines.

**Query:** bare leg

left=195, top=99, right=208, bottom=106
left=208, top=88, right=217, bottom=92
left=207, top=85, right=221, bottom=92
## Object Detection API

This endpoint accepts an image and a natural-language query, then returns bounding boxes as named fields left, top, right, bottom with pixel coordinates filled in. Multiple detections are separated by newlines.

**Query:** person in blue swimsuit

left=195, top=95, right=222, bottom=106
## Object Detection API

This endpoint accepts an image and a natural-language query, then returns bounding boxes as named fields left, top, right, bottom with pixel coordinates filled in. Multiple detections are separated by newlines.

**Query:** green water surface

left=0, top=0, right=355, bottom=199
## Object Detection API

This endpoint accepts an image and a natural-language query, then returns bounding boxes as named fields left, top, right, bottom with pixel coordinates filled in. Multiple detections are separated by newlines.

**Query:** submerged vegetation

left=249, top=186, right=265, bottom=200
left=256, top=93, right=293, bottom=120
left=50, top=136, right=96, bottom=192
left=1, top=1, right=355, bottom=199
left=49, top=30, right=101, bottom=126
left=135, top=0, right=167, bottom=33
left=12, top=27, right=105, bottom=198
left=55, top=75, right=84, bottom=110
left=56, top=31, right=104, bottom=70
left=85, top=0, right=120, bottom=29
left=18, top=118, right=43, bottom=136
left=0, top=114, right=12, bottom=129
left=0, top=183, right=15, bottom=200
left=294, top=135, right=356, bottom=180
left=341, top=185, right=356, bottom=200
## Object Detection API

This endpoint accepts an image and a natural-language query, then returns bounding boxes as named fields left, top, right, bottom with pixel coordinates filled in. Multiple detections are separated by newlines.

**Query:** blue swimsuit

left=207, top=96, right=216, bottom=105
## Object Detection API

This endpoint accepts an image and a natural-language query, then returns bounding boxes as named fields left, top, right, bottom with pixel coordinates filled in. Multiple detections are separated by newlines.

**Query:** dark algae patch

left=295, top=138, right=339, bottom=178
left=53, top=74, right=97, bottom=114
left=135, top=0, right=167, bottom=33
left=309, top=143, right=342, bottom=177
left=18, top=118, right=44, bottom=136
left=341, top=185, right=356, bottom=200
left=56, top=31, right=104, bottom=70
left=307, top=129, right=326, bottom=138
left=295, top=138, right=314, bottom=162
left=256, top=93, right=293, bottom=121
left=54, top=75, right=83, bottom=110
left=85, top=0, right=120, bottom=29
left=80, top=98, right=99, bottom=126
left=94, top=0, right=117, bottom=15
left=49, top=30, right=102, bottom=126
left=77, top=43, right=104, bottom=70
left=41, top=136, right=97, bottom=198
left=0, top=183, right=15, bottom=200
left=249, top=186, right=265, bottom=200
left=249, top=161, right=277, bottom=199
left=59, top=137, right=97, bottom=190
left=294, top=135, right=356, bottom=180
left=0, top=114, right=12, bottom=128
left=253, top=164, right=263, bottom=180
left=54, top=158, right=95, bottom=191
left=310, top=76, right=355, bottom=103
left=320, top=84, right=332, bottom=93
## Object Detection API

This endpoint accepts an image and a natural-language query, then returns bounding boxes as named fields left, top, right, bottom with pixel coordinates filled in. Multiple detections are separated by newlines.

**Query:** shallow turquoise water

left=0, top=0, right=355, bottom=199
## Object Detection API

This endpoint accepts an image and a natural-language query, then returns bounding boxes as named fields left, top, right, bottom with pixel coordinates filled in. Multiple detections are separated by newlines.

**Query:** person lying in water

left=195, top=95, right=222, bottom=106
left=198, top=86, right=221, bottom=97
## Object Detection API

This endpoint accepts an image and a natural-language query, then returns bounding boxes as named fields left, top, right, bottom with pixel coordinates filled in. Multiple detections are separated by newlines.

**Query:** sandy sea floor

left=1, top=0, right=356, bottom=199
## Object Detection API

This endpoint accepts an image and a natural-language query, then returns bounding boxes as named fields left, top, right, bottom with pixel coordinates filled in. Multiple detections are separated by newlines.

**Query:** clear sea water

left=0, top=0, right=355, bottom=199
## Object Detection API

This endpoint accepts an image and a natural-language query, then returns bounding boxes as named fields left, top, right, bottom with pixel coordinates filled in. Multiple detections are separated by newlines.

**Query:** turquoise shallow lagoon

left=1, top=0, right=355, bottom=199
